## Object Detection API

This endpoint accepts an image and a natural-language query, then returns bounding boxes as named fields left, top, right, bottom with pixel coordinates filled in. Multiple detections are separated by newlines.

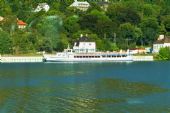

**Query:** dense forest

left=0, top=0, right=170, bottom=54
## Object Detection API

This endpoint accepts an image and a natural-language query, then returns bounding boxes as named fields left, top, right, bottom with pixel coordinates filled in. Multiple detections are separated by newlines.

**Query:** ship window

left=117, top=55, right=121, bottom=57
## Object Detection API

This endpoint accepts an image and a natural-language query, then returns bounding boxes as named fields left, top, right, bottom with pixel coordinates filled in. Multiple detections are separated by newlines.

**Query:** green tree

left=107, top=3, right=141, bottom=25
left=162, top=15, right=170, bottom=33
left=79, top=11, right=98, bottom=32
left=64, top=15, right=80, bottom=36
left=80, top=10, right=115, bottom=38
left=36, top=15, right=63, bottom=50
left=55, top=33, right=69, bottom=52
left=87, top=2, right=102, bottom=12
left=12, top=31, right=35, bottom=54
left=142, top=4, right=160, bottom=18
left=140, top=17, right=159, bottom=45
left=0, top=30, right=12, bottom=54
left=0, top=0, right=12, bottom=16
left=96, top=16, right=115, bottom=39
left=1, top=15, right=17, bottom=34
left=38, top=38, right=53, bottom=53
left=158, top=47, right=170, bottom=60
left=59, top=1, right=73, bottom=13
left=118, top=23, right=142, bottom=49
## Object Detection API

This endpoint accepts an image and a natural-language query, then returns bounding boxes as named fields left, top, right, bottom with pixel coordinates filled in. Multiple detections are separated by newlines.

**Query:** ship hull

left=43, top=56, right=133, bottom=62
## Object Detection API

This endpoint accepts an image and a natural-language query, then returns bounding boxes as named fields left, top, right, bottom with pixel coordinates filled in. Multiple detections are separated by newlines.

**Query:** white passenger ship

left=43, top=35, right=133, bottom=62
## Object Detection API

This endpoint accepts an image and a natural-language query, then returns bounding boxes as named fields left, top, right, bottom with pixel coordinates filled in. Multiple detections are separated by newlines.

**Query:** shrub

left=158, top=47, right=170, bottom=60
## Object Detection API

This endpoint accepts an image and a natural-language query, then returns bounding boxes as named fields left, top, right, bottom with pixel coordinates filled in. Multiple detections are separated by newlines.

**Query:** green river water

left=0, top=62, right=170, bottom=113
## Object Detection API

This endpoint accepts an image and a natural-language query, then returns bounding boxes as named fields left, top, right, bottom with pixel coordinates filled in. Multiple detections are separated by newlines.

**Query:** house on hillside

left=152, top=35, right=170, bottom=53
left=73, top=34, right=96, bottom=53
left=70, top=0, right=90, bottom=11
left=34, top=3, right=50, bottom=12
left=98, top=0, right=109, bottom=11
left=17, top=19, right=27, bottom=29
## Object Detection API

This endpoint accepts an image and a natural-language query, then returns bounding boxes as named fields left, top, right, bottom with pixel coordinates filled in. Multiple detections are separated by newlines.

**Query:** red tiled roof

left=17, top=20, right=26, bottom=25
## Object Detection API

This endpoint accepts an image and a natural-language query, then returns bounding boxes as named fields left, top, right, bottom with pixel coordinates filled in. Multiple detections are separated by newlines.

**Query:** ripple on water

left=0, top=62, right=170, bottom=113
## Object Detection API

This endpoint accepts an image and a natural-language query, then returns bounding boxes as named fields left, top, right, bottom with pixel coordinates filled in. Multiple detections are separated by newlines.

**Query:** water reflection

left=0, top=78, right=169, bottom=113
left=0, top=63, right=170, bottom=113
left=99, top=78, right=169, bottom=97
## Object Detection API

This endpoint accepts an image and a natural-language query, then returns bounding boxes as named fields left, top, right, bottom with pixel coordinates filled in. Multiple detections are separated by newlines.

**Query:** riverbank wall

left=0, top=55, right=153, bottom=63
left=132, top=56, right=154, bottom=61
left=0, top=56, right=43, bottom=63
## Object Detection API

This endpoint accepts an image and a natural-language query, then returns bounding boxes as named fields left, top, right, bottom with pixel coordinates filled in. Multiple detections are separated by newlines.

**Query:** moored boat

left=43, top=50, right=133, bottom=62
left=43, top=35, right=133, bottom=62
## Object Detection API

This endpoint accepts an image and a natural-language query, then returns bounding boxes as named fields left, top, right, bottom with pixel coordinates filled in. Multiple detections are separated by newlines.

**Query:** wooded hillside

left=0, top=0, right=170, bottom=54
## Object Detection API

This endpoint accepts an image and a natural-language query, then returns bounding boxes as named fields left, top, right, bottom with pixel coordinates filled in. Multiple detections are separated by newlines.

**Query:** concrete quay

left=132, top=56, right=154, bottom=61
left=0, top=56, right=43, bottom=63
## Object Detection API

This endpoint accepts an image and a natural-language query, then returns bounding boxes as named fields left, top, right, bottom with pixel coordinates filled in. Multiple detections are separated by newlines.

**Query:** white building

left=153, top=35, right=170, bottom=53
left=73, top=35, right=96, bottom=53
left=34, top=3, right=50, bottom=12
left=0, top=16, right=4, bottom=22
left=98, top=0, right=109, bottom=11
left=17, top=19, right=27, bottom=29
left=70, top=0, right=90, bottom=11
